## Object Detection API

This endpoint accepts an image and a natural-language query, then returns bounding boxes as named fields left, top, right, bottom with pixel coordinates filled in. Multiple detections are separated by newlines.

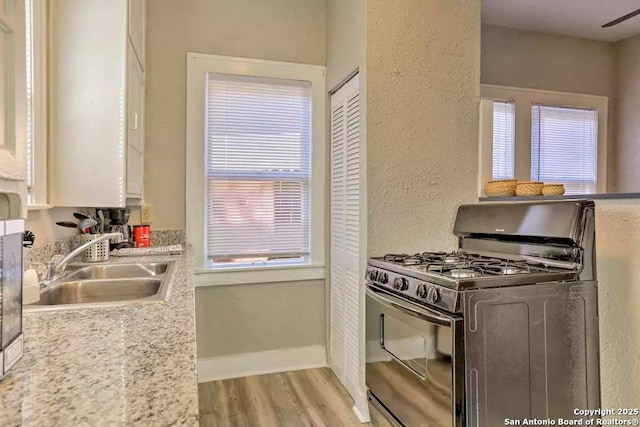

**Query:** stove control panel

left=365, top=266, right=460, bottom=313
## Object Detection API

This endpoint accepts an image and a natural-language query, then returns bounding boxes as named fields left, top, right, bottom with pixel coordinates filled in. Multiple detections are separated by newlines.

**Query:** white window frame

left=26, top=0, right=49, bottom=209
left=186, top=53, right=326, bottom=286
left=479, top=84, right=608, bottom=196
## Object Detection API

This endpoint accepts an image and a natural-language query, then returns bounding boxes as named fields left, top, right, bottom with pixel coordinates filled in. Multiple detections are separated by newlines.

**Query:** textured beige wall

left=145, top=0, right=327, bottom=358
left=326, top=0, right=365, bottom=90
left=594, top=199, right=640, bottom=409
left=367, top=0, right=481, bottom=255
left=615, top=35, right=640, bottom=193
left=481, top=24, right=618, bottom=192
left=146, top=0, right=326, bottom=230
left=481, top=24, right=617, bottom=96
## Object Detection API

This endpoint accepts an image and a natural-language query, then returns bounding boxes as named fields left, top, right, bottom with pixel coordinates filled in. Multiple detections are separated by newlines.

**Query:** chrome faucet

left=41, top=233, right=123, bottom=286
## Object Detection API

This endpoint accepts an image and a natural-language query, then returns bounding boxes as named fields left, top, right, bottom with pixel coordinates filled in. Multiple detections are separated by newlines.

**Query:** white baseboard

left=197, top=345, right=327, bottom=383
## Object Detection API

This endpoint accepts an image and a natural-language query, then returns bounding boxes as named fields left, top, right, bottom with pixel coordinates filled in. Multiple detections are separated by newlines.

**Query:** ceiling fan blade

left=602, top=8, right=640, bottom=28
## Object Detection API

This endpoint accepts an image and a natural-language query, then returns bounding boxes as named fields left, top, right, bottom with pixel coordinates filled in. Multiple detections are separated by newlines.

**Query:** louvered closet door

left=330, top=75, right=361, bottom=401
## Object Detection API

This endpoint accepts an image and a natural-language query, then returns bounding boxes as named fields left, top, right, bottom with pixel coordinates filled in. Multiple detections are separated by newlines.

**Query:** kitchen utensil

left=73, top=212, right=91, bottom=221
left=78, top=218, right=98, bottom=234
left=97, top=210, right=105, bottom=233
left=56, top=221, right=79, bottom=229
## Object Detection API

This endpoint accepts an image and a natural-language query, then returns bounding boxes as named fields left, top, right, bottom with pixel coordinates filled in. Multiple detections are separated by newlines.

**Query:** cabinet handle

left=131, top=112, right=139, bottom=130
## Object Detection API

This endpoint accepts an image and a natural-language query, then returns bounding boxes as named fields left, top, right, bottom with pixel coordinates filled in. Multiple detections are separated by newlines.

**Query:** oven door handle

left=366, top=286, right=453, bottom=326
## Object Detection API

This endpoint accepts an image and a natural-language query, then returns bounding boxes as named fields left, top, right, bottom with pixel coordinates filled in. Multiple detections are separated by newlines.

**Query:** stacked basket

left=485, top=180, right=565, bottom=197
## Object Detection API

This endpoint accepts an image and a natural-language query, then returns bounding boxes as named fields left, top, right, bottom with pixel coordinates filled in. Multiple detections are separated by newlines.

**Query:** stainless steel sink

left=64, top=262, right=170, bottom=280
left=25, top=261, right=176, bottom=312
left=35, top=279, right=161, bottom=305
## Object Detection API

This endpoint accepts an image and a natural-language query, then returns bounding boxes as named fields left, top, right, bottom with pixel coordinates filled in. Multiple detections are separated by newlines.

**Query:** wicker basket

left=485, top=180, right=518, bottom=197
left=542, top=184, right=566, bottom=196
left=515, top=181, right=544, bottom=196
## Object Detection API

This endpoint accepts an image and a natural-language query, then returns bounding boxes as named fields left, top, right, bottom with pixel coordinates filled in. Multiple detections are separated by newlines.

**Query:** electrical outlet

left=141, top=205, right=153, bottom=223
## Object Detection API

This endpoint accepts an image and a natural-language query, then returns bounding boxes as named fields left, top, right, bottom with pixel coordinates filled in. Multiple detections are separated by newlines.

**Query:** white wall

left=326, top=0, right=366, bottom=90
left=614, top=35, right=640, bottom=193
left=594, top=199, right=640, bottom=409
left=145, top=0, right=327, bottom=363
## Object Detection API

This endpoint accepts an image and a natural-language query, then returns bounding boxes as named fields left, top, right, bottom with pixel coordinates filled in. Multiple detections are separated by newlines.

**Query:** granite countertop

left=0, top=250, right=199, bottom=426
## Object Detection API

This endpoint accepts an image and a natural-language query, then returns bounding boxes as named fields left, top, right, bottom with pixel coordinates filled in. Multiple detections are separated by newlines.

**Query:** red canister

left=133, top=224, right=151, bottom=248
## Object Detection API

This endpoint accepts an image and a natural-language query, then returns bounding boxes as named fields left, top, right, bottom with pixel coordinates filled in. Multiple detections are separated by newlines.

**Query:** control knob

left=427, top=287, right=441, bottom=304
left=416, top=284, right=429, bottom=299
left=393, top=277, right=409, bottom=291
left=380, top=272, right=389, bottom=284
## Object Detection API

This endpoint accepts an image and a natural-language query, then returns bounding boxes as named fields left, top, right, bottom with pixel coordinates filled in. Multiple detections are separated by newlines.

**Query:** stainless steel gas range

left=365, top=201, right=601, bottom=427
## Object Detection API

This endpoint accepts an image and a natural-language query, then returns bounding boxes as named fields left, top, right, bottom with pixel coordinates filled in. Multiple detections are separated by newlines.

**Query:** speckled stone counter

left=0, top=251, right=199, bottom=426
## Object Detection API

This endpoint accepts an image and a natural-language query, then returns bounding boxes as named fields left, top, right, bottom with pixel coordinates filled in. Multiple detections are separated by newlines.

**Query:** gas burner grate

left=383, top=251, right=478, bottom=266
left=383, top=254, right=412, bottom=263
left=383, top=251, right=555, bottom=278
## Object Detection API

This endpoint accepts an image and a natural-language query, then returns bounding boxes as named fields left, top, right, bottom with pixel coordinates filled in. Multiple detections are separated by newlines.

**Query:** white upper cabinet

left=0, top=0, right=28, bottom=216
left=49, top=0, right=146, bottom=207
left=128, top=0, right=146, bottom=70
left=126, top=41, right=144, bottom=196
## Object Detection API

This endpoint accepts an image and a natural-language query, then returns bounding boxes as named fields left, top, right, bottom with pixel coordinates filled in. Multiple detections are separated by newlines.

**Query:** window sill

left=27, top=203, right=52, bottom=211
left=194, top=263, right=326, bottom=287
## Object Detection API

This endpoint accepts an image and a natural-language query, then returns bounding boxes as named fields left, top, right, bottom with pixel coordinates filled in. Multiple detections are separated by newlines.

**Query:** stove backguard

left=454, top=200, right=596, bottom=281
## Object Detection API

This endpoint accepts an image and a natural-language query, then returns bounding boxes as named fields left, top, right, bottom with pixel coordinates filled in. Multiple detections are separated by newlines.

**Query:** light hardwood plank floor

left=198, top=368, right=393, bottom=427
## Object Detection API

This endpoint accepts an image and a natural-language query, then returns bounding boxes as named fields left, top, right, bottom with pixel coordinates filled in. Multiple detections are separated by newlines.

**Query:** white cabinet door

left=126, top=41, right=144, bottom=196
left=128, top=0, right=145, bottom=69
left=0, top=0, right=27, bottom=182
left=329, top=75, right=364, bottom=408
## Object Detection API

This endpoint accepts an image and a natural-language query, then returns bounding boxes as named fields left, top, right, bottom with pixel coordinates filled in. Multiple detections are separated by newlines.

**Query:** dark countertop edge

left=479, top=193, right=640, bottom=202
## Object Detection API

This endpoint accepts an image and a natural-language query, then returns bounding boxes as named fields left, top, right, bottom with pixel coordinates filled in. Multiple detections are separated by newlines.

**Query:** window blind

left=531, top=105, right=597, bottom=195
left=205, top=73, right=312, bottom=263
left=492, top=100, right=515, bottom=180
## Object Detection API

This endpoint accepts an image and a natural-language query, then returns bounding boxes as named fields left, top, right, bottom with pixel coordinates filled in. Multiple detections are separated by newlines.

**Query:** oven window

left=380, top=314, right=434, bottom=378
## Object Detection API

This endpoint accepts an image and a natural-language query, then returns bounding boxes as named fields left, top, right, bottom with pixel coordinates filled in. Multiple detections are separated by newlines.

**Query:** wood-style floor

left=198, top=368, right=393, bottom=427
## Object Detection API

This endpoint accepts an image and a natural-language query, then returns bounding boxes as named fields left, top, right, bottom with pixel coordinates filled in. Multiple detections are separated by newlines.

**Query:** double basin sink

left=25, top=261, right=176, bottom=311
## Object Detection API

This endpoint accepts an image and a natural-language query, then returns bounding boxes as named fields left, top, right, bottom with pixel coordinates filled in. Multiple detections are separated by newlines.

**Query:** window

left=531, top=105, right=597, bottom=195
left=479, top=85, right=607, bottom=196
left=186, top=54, right=326, bottom=286
left=25, top=0, right=47, bottom=207
left=491, top=100, right=515, bottom=180
left=206, top=74, right=311, bottom=265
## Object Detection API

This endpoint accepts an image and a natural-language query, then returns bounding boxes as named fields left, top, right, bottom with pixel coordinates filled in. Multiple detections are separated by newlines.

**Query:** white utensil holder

left=82, top=234, right=110, bottom=262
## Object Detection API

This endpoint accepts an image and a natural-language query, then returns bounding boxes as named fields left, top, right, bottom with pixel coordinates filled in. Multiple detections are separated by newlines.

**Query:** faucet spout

left=42, top=232, right=123, bottom=285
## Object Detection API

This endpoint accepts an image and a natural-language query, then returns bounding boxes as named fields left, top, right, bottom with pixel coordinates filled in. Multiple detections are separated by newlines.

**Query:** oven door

left=366, top=285, right=464, bottom=427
